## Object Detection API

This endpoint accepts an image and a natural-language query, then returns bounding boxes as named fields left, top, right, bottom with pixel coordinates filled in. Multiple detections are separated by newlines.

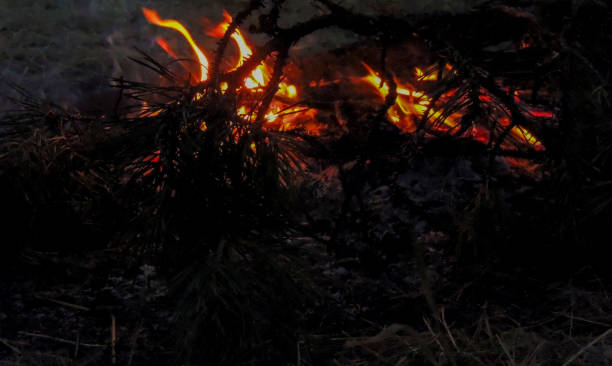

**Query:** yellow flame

left=361, top=62, right=390, bottom=98
left=416, top=67, right=437, bottom=81
left=254, top=65, right=267, bottom=85
left=361, top=62, right=418, bottom=98
left=142, top=8, right=209, bottom=82
left=362, top=62, right=464, bottom=133
left=511, top=126, right=541, bottom=147
left=231, top=29, right=253, bottom=68
left=208, top=10, right=252, bottom=70
left=279, top=83, right=298, bottom=99
left=265, top=111, right=279, bottom=122
left=208, top=10, right=300, bottom=102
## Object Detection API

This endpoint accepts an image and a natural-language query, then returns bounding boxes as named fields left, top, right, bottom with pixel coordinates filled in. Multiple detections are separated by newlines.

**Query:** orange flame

left=144, top=8, right=300, bottom=127
left=142, top=8, right=209, bottom=82
left=155, top=37, right=180, bottom=60
left=145, top=7, right=300, bottom=112
left=361, top=62, right=546, bottom=150
left=142, top=8, right=546, bottom=152
left=207, top=10, right=253, bottom=70
left=204, top=11, right=301, bottom=126
left=207, top=10, right=274, bottom=93
left=361, top=62, right=462, bottom=133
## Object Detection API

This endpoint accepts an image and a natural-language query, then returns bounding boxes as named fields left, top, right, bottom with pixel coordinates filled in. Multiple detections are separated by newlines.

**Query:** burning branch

left=256, top=46, right=290, bottom=123
left=209, top=0, right=265, bottom=87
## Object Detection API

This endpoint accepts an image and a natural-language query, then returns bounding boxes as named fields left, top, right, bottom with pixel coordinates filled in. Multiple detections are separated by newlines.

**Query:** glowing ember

left=529, top=110, right=554, bottom=118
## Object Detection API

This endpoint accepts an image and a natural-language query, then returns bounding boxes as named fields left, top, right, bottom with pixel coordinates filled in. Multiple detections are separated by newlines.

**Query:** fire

left=362, top=62, right=390, bottom=97
left=361, top=62, right=461, bottom=133
left=143, top=7, right=310, bottom=131
left=209, top=17, right=305, bottom=126
left=361, top=62, right=545, bottom=151
left=529, top=110, right=554, bottom=118
left=207, top=11, right=253, bottom=69
left=142, top=8, right=548, bottom=158
left=511, top=126, right=543, bottom=149
left=278, top=83, right=298, bottom=99
left=155, top=37, right=180, bottom=60
left=415, top=67, right=437, bottom=81
left=207, top=9, right=299, bottom=99
left=244, top=64, right=267, bottom=89
left=142, top=8, right=209, bottom=82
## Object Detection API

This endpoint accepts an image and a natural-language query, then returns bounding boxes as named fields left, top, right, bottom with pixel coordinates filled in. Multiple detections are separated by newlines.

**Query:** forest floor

left=1, top=234, right=611, bottom=364
left=1, top=153, right=611, bottom=364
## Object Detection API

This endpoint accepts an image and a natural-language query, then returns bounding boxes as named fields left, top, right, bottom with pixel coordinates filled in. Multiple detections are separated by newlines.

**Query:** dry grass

left=319, top=278, right=612, bottom=366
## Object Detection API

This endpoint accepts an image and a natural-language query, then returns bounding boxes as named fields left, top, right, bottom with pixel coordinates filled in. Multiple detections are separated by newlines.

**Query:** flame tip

left=143, top=8, right=209, bottom=81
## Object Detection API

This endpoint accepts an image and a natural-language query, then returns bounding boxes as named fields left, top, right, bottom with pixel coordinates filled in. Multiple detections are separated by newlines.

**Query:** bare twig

left=496, top=335, right=517, bottom=366
left=18, top=331, right=106, bottom=348
left=423, top=317, right=445, bottom=355
left=296, top=339, right=302, bottom=366
left=34, top=295, right=91, bottom=312
left=71, top=333, right=79, bottom=359
left=0, top=338, right=21, bottom=355
left=440, top=307, right=459, bottom=352
left=127, top=323, right=143, bottom=366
